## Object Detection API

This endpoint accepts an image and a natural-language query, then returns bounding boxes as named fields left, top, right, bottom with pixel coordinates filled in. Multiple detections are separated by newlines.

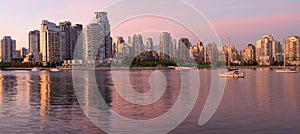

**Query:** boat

left=49, top=68, right=61, bottom=72
left=219, top=37, right=245, bottom=78
left=275, top=52, right=298, bottom=73
left=31, top=67, right=40, bottom=72
left=219, top=70, right=245, bottom=78
left=178, top=67, right=197, bottom=70
left=168, top=66, right=179, bottom=70
left=228, top=67, right=239, bottom=71
left=275, top=68, right=297, bottom=73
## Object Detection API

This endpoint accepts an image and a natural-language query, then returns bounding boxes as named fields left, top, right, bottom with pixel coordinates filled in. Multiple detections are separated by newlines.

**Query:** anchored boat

left=219, top=70, right=245, bottom=78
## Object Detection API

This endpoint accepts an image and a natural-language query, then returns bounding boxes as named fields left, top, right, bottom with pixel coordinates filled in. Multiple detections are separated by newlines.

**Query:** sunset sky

left=0, top=0, right=299, bottom=49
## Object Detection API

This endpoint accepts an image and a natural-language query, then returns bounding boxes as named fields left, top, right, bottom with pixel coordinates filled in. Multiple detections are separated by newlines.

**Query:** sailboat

left=219, top=38, right=245, bottom=78
left=219, top=59, right=245, bottom=78
left=275, top=53, right=298, bottom=73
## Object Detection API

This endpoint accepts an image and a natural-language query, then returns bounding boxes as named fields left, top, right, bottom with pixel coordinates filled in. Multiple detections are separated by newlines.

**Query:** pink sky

left=0, top=0, right=299, bottom=50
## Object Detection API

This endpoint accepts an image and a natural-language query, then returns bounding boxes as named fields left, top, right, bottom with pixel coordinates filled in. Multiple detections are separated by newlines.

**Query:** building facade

left=159, top=32, right=172, bottom=60
left=206, top=42, right=219, bottom=63
left=71, top=24, right=83, bottom=60
left=59, top=21, right=72, bottom=60
left=40, top=20, right=61, bottom=62
left=0, top=36, right=16, bottom=63
left=178, top=38, right=192, bottom=63
left=94, top=12, right=112, bottom=60
left=129, top=34, right=144, bottom=57
left=114, top=36, right=126, bottom=58
left=285, top=36, right=300, bottom=65
left=256, top=34, right=282, bottom=65
left=171, top=39, right=177, bottom=59
left=20, top=47, right=28, bottom=58
left=28, top=30, right=40, bottom=61
left=242, top=44, right=256, bottom=62
left=82, top=23, right=103, bottom=61
left=145, top=38, right=153, bottom=51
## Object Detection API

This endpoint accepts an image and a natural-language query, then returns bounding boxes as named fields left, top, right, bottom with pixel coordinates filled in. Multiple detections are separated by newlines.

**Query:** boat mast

left=227, top=37, right=231, bottom=69
left=283, top=39, right=286, bottom=68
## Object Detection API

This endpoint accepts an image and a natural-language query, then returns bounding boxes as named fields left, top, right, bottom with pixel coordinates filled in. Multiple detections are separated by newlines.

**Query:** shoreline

left=0, top=65, right=298, bottom=71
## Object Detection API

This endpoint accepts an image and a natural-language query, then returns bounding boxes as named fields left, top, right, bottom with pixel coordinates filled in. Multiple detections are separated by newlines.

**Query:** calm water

left=0, top=68, right=299, bottom=133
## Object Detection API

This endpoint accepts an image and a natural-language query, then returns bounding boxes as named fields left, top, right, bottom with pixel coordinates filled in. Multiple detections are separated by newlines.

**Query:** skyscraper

left=115, top=36, right=124, bottom=58
left=159, top=32, right=172, bottom=60
left=20, top=47, right=28, bottom=58
left=83, top=23, right=103, bottom=61
left=59, top=21, right=72, bottom=60
left=0, top=36, right=16, bottom=63
left=243, top=44, right=256, bottom=62
left=256, top=34, right=282, bottom=65
left=145, top=38, right=153, bottom=51
left=178, top=38, right=192, bottom=63
left=193, top=41, right=205, bottom=64
left=40, top=20, right=61, bottom=62
left=93, top=12, right=112, bottom=60
left=171, top=39, right=177, bottom=58
left=129, top=34, right=144, bottom=57
left=223, top=45, right=238, bottom=63
left=71, top=24, right=83, bottom=60
left=206, top=42, right=219, bottom=63
left=285, top=36, right=300, bottom=65
left=28, top=30, right=40, bottom=61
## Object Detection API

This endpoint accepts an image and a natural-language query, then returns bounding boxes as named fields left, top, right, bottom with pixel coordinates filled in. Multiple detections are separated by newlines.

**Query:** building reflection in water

left=40, top=72, right=51, bottom=118
left=255, top=69, right=272, bottom=111
left=282, top=74, right=299, bottom=111
left=0, top=74, right=18, bottom=116
left=108, top=70, right=181, bottom=120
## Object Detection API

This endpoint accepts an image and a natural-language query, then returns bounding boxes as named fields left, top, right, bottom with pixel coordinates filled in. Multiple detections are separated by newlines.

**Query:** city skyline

left=0, top=0, right=299, bottom=50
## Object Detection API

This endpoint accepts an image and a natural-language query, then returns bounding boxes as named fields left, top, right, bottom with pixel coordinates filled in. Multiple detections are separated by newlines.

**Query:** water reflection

left=0, top=71, right=100, bottom=133
left=0, top=69, right=299, bottom=133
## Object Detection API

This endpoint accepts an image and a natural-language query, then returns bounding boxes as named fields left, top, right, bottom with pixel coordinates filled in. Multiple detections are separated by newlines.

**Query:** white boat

left=275, top=68, right=297, bottom=73
left=31, top=67, right=40, bottom=72
left=219, top=38, right=245, bottom=78
left=219, top=71, right=245, bottom=78
left=178, top=67, right=197, bottom=70
left=275, top=52, right=298, bottom=73
left=49, top=68, right=61, bottom=72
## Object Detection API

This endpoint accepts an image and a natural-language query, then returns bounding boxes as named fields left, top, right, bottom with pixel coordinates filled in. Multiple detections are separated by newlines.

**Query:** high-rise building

left=256, top=34, right=282, bottom=65
left=12, top=41, right=16, bottom=59
left=71, top=24, right=83, bottom=60
left=59, top=21, right=72, bottom=60
left=178, top=38, right=192, bottom=63
left=193, top=41, right=205, bottom=64
left=28, top=30, right=40, bottom=61
left=28, top=30, right=40, bottom=54
left=285, top=36, right=300, bottom=65
left=0, top=36, right=16, bottom=63
left=243, top=44, right=256, bottom=62
left=20, top=47, right=28, bottom=58
left=114, top=37, right=130, bottom=59
left=159, top=32, right=172, bottom=60
left=206, top=42, right=219, bottom=63
left=93, top=12, right=112, bottom=60
left=145, top=38, right=153, bottom=51
left=171, top=39, right=177, bottom=58
left=129, top=34, right=144, bottom=57
left=83, top=23, right=103, bottom=61
left=40, top=20, right=61, bottom=62
left=224, top=45, right=238, bottom=62
left=115, top=36, right=125, bottom=58
left=218, top=46, right=226, bottom=63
